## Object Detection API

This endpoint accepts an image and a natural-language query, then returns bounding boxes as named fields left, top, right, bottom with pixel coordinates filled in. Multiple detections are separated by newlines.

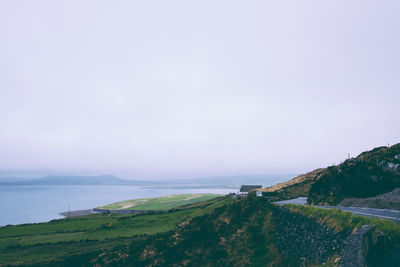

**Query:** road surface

left=275, top=197, right=400, bottom=225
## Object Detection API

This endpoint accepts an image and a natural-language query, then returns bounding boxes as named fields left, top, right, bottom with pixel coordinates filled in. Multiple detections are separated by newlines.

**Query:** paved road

left=275, top=197, right=400, bottom=225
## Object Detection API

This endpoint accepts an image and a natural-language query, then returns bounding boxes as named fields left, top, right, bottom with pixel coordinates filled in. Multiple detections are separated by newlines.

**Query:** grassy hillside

left=0, top=195, right=288, bottom=266
left=98, top=193, right=221, bottom=210
left=0, top=197, right=229, bottom=266
left=260, top=168, right=325, bottom=200
left=260, top=143, right=400, bottom=206
left=48, top=194, right=400, bottom=267
left=60, top=194, right=284, bottom=267
left=1, top=193, right=399, bottom=266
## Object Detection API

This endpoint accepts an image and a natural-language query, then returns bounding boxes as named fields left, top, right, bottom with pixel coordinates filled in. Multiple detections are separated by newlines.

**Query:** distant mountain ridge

left=0, top=175, right=135, bottom=186
left=0, top=174, right=293, bottom=188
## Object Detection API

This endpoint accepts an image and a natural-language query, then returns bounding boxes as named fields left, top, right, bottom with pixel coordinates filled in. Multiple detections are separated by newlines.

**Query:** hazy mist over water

left=0, top=1, right=399, bottom=179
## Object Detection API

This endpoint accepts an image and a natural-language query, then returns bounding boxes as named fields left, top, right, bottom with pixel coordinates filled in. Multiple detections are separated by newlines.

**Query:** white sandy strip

left=118, top=199, right=149, bottom=209
left=183, top=194, right=202, bottom=201
left=120, top=204, right=134, bottom=209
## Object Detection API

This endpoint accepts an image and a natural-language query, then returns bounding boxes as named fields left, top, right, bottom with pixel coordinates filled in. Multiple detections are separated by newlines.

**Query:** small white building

left=239, top=185, right=262, bottom=195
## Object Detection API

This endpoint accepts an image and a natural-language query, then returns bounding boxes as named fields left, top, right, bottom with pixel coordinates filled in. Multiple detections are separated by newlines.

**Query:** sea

left=0, top=185, right=235, bottom=226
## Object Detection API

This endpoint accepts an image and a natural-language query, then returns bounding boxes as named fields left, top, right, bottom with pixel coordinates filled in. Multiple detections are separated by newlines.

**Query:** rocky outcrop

left=272, top=205, right=345, bottom=265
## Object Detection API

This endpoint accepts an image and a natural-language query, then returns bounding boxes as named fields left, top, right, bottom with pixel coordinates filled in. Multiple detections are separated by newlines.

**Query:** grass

left=0, top=239, right=128, bottom=266
left=98, top=193, right=221, bottom=210
left=285, top=204, right=400, bottom=243
left=0, top=196, right=231, bottom=265
left=0, top=211, right=190, bottom=249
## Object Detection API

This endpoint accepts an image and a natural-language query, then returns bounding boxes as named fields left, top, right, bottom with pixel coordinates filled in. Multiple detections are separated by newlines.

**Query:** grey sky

left=0, top=1, right=399, bottom=179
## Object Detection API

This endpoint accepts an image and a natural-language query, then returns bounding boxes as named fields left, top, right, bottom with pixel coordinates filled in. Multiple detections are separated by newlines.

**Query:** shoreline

left=59, top=209, right=98, bottom=217
left=60, top=208, right=156, bottom=218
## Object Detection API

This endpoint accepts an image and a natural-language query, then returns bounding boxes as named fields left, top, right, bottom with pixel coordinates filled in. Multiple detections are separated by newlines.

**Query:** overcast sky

left=0, top=1, right=399, bottom=179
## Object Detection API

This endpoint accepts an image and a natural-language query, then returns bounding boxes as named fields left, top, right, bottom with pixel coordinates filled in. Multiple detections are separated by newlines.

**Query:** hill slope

left=261, top=168, right=325, bottom=200
left=309, top=143, right=400, bottom=205
left=261, top=143, right=400, bottom=205
left=46, top=194, right=400, bottom=266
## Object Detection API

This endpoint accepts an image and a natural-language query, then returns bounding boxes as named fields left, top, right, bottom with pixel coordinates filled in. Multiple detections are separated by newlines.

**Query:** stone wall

left=271, top=205, right=345, bottom=265
left=271, top=205, right=389, bottom=266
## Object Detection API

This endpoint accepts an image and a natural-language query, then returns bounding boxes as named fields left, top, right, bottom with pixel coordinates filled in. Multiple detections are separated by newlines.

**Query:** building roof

left=239, top=185, right=262, bottom=192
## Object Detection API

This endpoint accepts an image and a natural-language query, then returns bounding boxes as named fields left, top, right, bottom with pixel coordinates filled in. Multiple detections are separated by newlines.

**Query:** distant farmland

left=98, top=193, right=222, bottom=210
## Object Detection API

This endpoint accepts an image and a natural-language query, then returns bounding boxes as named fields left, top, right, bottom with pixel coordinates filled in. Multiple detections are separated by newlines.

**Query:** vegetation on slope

left=308, top=144, right=400, bottom=205
left=261, top=168, right=325, bottom=200
left=261, top=143, right=400, bottom=206
left=64, top=194, right=284, bottom=267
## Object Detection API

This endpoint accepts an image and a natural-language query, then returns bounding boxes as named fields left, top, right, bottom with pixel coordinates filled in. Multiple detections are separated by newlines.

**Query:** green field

left=0, top=196, right=230, bottom=266
left=98, top=193, right=221, bottom=210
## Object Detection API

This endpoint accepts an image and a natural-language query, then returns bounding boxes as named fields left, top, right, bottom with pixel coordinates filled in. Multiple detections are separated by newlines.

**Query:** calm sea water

left=0, top=185, right=235, bottom=226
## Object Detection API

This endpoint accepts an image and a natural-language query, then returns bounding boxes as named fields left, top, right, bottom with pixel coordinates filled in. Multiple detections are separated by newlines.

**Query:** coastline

left=60, top=208, right=156, bottom=217
left=59, top=209, right=99, bottom=217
